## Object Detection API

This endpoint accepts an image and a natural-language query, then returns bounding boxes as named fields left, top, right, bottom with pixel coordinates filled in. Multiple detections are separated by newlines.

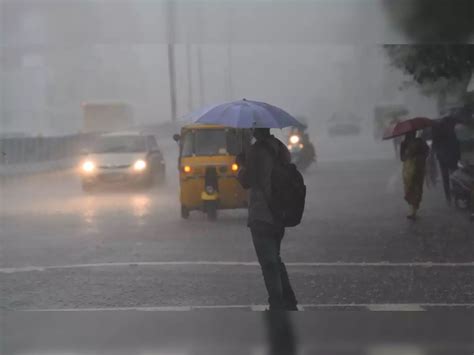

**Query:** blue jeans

left=250, top=221, right=298, bottom=310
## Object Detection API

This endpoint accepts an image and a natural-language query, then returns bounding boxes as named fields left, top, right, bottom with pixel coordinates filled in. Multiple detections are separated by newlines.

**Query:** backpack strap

left=251, top=139, right=277, bottom=211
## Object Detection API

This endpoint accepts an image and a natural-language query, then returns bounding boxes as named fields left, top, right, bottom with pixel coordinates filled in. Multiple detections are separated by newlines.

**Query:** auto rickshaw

left=173, top=124, right=251, bottom=220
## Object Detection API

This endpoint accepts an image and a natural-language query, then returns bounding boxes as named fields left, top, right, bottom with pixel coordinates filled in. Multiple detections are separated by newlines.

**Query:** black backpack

left=262, top=140, right=306, bottom=227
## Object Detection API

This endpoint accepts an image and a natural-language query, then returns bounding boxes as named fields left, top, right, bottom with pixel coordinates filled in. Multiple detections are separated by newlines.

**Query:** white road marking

left=250, top=305, right=268, bottom=311
left=367, top=345, right=426, bottom=355
left=366, top=304, right=425, bottom=312
left=19, top=303, right=474, bottom=312
left=1, top=261, right=473, bottom=273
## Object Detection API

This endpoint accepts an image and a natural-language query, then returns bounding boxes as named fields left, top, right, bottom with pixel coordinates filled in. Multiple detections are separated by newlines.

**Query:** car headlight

left=82, top=160, right=95, bottom=173
left=133, top=159, right=147, bottom=171
left=289, top=135, right=300, bottom=144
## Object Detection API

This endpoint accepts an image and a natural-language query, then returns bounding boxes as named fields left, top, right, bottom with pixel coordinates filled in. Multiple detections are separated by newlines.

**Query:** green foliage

left=384, top=45, right=474, bottom=86
left=383, top=1, right=474, bottom=97
left=383, top=0, right=474, bottom=43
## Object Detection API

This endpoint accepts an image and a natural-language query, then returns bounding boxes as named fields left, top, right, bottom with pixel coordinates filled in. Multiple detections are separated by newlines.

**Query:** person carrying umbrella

left=384, top=117, right=432, bottom=219
left=432, top=117, right=461, bottom=205
left=189, top=99, right=302, bottom=310
left=237, top=127, right=298, bottom=310
left=400, top=131, right=430, bottom=219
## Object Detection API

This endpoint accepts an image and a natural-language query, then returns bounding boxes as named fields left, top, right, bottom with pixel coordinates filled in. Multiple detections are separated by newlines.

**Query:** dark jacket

left=432, top=119, right=461, bottom=169
left=238, top=135, right=290, bottom=227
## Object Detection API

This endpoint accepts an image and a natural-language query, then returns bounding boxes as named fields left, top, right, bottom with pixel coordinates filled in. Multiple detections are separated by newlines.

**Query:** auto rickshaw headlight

left=183, top=165, right=192, bottom=173
left=133, top=159, right=147, bottom=171
left=289, top=135, right=300, bottom=144
left=231, top=163, right=239, bottom=172
left=205, top=185, right=215, bottom=194
left=82, top=160, right=95, bottom=173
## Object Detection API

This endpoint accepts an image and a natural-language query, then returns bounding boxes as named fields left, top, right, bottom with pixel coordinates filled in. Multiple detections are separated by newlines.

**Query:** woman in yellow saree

left=400, top=132, right=430, bottom=219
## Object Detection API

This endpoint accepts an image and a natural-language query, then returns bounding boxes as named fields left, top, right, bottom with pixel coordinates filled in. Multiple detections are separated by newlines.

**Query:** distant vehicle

left=79, top=132, right=165, bottom=192
left=455, top=123, right=474, bottom=166
left=81, top=102, right=133, bottom=133
left=451, top=124, right=474, bottom=210
left=451, top=161, right=474, bottom=210
left=327, top=112, right=362, bottom=137
left=173, top=124, right=250, bottom=221
left=287, top=127, right=316, bottom=171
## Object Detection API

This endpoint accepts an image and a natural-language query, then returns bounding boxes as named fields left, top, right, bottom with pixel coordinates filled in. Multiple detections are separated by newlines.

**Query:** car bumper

left=81, top=169, right=150, bottom=186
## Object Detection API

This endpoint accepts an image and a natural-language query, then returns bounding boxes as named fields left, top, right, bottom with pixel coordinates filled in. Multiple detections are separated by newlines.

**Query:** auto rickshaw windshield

left=92, top=136, right=147, bottom=154
left=181, top=129, right=241, bottom=157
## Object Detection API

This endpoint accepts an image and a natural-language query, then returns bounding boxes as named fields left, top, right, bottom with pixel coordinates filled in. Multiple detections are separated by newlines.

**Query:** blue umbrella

left=186, top=99, right=303, bottom=129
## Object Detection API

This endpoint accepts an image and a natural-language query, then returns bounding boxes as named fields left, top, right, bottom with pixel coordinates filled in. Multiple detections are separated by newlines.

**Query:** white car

left=79, top=132, right=166, bottom=192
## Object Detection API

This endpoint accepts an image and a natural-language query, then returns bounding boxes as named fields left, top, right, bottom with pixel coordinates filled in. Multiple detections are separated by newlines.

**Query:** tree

left=384, top=45, right=474, bottom=115
left=383, top=0, right=474, bottom=43
left=382, top=0, right=474, bottom=116
left=384, top=45, right=474, bottom=87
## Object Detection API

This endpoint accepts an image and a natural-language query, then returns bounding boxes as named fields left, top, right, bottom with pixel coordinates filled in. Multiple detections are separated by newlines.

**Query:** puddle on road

left=131, top=194, right=151, bottom=221
left=1, top=171, right=176, bottom=220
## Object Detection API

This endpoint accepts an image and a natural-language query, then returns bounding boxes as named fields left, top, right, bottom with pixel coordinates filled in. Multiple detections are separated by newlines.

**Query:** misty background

left=1, top=0, right=438, bottom=140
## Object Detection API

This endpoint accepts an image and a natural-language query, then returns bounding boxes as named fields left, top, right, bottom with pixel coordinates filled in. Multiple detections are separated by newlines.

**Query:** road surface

left=1, top=143, right=472, bottom=312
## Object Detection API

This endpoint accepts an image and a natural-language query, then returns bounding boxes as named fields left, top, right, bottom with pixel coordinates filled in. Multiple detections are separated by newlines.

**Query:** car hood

left=88, top=153, right=147, bottom=167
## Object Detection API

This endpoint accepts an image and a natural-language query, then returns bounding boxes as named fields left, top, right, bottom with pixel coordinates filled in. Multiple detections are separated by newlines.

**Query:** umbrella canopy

left=383, top=117, right=433, bottom=140
left=186, top=99, right=303, bottom=129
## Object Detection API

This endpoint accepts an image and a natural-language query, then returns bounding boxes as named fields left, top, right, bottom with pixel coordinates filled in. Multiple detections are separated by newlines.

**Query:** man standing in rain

left=237, top=128, right=298, bottom=311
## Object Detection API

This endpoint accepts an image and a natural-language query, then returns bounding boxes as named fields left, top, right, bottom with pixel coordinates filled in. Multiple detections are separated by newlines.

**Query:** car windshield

left=181, top=129, right=240, bottom=157
left=92, top=136, right=147, bottom=153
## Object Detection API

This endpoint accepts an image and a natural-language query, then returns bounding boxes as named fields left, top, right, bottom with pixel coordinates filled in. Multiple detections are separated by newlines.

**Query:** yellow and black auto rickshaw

left=173, top=124, right=251, bottom=220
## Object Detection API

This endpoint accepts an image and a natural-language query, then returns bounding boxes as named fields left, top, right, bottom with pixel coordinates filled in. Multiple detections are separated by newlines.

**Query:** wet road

left=4, top=311, right=474, bottom=354
left=1, top=148, right=473, bottom=311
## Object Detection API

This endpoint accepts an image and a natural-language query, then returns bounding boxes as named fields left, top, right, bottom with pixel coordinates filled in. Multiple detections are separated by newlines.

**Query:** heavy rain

left=1, top=1, right=473, bottom=354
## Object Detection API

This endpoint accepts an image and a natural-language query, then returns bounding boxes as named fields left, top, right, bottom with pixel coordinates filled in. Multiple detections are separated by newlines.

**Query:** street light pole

left=226, top=4, right=233, bottom=100
left=197, top=3, right=205, bottom=106
left=197, top=46, right=205, bottom=106
left=226, top=45, right=233, bottom=101
left=186, top=45, right=193, bottom=112
left=166, top=0, right=177, bottom=121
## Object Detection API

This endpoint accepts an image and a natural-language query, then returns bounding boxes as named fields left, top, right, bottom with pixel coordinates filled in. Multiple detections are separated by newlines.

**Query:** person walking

left=432, top=117, right=461, bottom=204
left=400, top=131, right=430, bottom=219
left=237, top=128, right=298, bottom=311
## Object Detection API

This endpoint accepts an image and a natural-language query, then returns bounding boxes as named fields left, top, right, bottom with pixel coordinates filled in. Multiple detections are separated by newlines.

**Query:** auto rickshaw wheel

left=206, top=203, right=217, bottom=221
left=181, top=205, right=190, bottom=219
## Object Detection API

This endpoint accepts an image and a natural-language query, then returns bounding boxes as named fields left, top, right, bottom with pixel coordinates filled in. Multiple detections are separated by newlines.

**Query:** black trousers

left=439, top=161, right=456, bottom=203
left=250, top=221, right=298, bottom=310
left=471, top=187, right=474, bottom=213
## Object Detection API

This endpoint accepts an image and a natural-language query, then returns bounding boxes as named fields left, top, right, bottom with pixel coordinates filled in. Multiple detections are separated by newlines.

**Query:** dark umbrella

left=383, top=117, right=433, bottom=140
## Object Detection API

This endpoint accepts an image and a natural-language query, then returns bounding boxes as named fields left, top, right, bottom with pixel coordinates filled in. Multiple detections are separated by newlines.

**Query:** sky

left=0, top=0, right=437, bottom=136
